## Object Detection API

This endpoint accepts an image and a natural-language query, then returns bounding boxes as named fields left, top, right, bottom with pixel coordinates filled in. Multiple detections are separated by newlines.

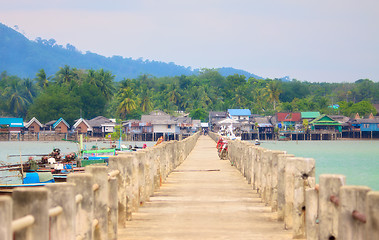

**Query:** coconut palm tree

left=117, top=87, right=137, bottom=119
left=265, top=81, right=282, bottom=111
left=4, top=79, right=29, bottom=117
left=22, top=78, right=38, bottom=103
left=35, top=69, right=50, bottom=89
left=55, top=65, right=78, bottom=85
left=139, top=86, right=153, bottom=113
left=96, top=69, right=115, bottom=101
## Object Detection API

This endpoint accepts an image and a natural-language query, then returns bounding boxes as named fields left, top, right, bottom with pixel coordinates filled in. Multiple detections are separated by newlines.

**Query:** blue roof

left=228, top=109, right=251, bottom=116
left=53, top=117, right=70, bottom=128
left=0, top=118, right=24, bottom=127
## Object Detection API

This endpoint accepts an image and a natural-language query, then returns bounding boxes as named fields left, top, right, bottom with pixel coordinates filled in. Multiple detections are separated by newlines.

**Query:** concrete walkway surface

left=118, top=136, right=292, bottom=240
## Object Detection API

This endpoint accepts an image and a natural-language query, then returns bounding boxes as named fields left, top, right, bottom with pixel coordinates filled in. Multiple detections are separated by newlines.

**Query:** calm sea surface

left=1, top=140, right=378, bottom=190
left=0, top=140, right=155, bottom=184
left=261, top=140, right=379, bottom=191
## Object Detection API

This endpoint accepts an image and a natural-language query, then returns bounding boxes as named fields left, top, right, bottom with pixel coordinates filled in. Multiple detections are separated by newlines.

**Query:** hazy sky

left=1, top=0, right=378, bottom=82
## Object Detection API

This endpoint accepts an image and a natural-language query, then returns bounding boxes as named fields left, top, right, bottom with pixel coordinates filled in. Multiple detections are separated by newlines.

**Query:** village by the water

left=1, top=107, right=379, bottom=239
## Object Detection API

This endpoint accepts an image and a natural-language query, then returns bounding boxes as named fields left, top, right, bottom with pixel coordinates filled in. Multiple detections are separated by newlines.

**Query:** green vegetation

left=0, top=68, right=378, bottom=124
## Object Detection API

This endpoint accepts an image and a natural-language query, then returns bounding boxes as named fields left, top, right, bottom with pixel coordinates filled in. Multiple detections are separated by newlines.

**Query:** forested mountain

left=0, top=23, right=261, bottom=80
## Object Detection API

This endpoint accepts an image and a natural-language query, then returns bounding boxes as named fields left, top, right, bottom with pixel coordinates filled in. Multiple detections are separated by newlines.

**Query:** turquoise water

left=261, top=140, right=379, bottom=191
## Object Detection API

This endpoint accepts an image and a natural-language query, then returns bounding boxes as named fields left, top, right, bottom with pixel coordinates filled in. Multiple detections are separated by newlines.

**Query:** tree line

left=0, top=67, right=378, bottom=124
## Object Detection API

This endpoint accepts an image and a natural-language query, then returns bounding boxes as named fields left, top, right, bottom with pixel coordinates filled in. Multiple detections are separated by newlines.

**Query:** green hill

left=0, top=23, right=262, bottom=80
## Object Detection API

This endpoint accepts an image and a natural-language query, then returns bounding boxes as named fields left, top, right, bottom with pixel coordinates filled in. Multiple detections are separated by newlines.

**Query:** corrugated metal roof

left=228, top=109, right=251, bottom=116
left=301, top=112, right=320, bottom=119
left=310, top=115, right=341, bottom=125
left=277, top=112, right=301, bottom=122
left=0, top=118, right=24, bottom=127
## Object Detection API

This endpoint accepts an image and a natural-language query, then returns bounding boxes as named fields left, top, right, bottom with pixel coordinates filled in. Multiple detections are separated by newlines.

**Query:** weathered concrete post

left=67, top=173, right=94, bottom=240
left=318, top=174, right=345, bottom=240
left=12, top=187, right=49, bottom=240
left=108, top=176, right=118, bottom=240
left=255, top=147, right=264, bottom=195
left=135, top=151, right=147, bottom=206
left=287, top=157, right=315, bottom=238
left=108, top=153, right=132, bottom=225
left=276, top=153, right=294, bottom=220
left=153, top=146, right=162, bottom=190
left=46, top=182, right=76, bottom=240
left=85, top=165, right=109, bottom=240
left=305, top=188, right=318, bottom=240
left=269, top=150, right=286, bottom=210
left=250, top=146, right=259, bottom=190
left=366, top=191, right=379, bottom=239
left=0, top=196, right=12, bottom=240
left=338, top=185, right=371, bottom=240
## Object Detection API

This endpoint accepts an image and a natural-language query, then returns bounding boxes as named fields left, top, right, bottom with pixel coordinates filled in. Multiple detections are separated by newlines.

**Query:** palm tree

left=96, top=69, right=115, bottom=101
left=55, top=65, right=77, bottom=85
left=118, top=98, right=137, bottom=119
left=265, top=81, right=282, bottom=111
left=139, top=86, right=153, bottom=113
left=22, top=78, right=38, bottom=103
left=35, top=69, right=50, bottom=89
left=117, top=87, right=137, bottom=119
left=4, top=79, right=29, bottom=117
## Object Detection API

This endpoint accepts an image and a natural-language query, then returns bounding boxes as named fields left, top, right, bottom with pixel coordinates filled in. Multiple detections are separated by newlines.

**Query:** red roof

left=276, top=112, right=301, bottom=122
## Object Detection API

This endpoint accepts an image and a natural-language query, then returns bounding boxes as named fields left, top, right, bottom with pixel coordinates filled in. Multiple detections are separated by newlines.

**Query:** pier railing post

left=276, top=153, right=294, bottom=220
left=318, top=174, right=345, bottom=240
left=67, top=173, right=94, bottom=240
left=0, top=196, right=12, bottom=240
left=268, top=150, right=286, bottom=210
left=85, top=165, right=109, bottom=240
left=366, top=191, right=379, bottom=239
left=108, top=153, right=132, bottom=225
left=108, top=176, right=118, bottom=240
left=286, top=157, right=315, bottom=238
left=305, top=187, right=319, bottom=240
left=338, top=186, right=371, bottom=240
left=12, top=187, right=49, bottom=240
left=135, top=151, right=147, bottom=206
left=46, top=182, right=76, bottom=240
left=255, top=147, right=265, bottom=196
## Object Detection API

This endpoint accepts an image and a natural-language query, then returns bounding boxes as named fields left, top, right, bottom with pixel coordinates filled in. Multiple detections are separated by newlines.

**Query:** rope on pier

left=330, top=195, right=340, bottom=206
left=352, top=210, right=366, bottom=223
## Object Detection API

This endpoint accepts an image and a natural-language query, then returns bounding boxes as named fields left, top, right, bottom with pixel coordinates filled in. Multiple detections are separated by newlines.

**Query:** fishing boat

left=80, top=148, right=116, bottom=167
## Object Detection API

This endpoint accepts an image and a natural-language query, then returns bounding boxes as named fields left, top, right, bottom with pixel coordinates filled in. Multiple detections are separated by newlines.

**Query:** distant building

left=0, top=117, right=24, bottom=133
left=208, top=111, right=227, bottom=131
left=24, top=117, right=43, bottom=133
left=227, top=109, right=251, bottom=121
left=52, top=118, right=70, bottom=133
left=87, top=116, right=116, bottom=137
left=72, top=118, right=92, bottom=134
left=309, top=114, right=342, bottom=132
left=351, top=118, right=379, bottom=132
left=275, top=112, right=302, bottom=129
left=301, top=112, right=320, bottom=122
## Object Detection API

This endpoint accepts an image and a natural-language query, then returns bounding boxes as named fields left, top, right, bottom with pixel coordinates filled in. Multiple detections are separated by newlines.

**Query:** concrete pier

left=118, top=136, right=292, bottom=239
left=2, top=132, right=379, bottom=240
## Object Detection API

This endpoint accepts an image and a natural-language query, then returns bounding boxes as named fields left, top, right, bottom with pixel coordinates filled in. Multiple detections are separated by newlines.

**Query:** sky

left=1, top=0, right=378, bottom=82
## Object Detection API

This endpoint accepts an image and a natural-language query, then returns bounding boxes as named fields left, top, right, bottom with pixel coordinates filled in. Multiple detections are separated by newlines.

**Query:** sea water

left=0, top=140, right=155, bottom=184
left=261, top=140, right=379, bottom=190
